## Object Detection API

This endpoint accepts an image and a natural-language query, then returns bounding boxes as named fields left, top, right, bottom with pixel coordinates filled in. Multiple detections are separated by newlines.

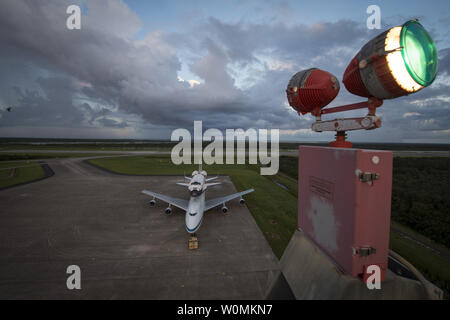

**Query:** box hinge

left=358, top=172, right=379, bottom=185
left=353, top=246, right=377, bottom=256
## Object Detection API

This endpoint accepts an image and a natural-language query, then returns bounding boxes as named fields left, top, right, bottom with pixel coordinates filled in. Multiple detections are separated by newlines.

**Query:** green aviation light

left=400, top=20, right=438, bottom=87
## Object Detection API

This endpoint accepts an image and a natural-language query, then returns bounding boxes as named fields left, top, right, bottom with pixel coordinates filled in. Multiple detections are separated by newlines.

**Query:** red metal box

left=298, top=146, right=393, bottom=280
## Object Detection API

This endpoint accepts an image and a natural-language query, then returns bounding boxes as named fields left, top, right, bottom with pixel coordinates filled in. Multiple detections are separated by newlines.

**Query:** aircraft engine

left=149, top=199, right=156, bottom=206
left=165, top=207, right=172, bottom=215
left=239, top=198, right=245, bottom=205
left=221, top=205, right=228, bottom=213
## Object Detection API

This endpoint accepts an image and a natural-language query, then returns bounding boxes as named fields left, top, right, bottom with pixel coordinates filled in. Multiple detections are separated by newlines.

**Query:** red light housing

left=286, top=68, right=340, bottom=116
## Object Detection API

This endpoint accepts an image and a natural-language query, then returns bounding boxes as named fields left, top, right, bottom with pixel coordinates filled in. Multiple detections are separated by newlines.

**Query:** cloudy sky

left=0, top=0, right=449, bottom=142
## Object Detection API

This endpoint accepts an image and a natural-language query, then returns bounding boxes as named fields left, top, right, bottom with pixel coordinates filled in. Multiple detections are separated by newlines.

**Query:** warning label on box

left=309, top=176, right=334, bottom=200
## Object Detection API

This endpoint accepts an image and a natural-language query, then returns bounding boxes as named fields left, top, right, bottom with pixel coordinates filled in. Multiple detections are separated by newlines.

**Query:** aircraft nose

left=186, top=218, right=197, bottom=233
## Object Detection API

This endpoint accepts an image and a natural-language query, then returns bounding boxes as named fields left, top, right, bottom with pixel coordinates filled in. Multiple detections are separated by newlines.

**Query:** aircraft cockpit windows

left=191, top=181, right=201, bottom=185
left=189, top=211, right=197, bottom=216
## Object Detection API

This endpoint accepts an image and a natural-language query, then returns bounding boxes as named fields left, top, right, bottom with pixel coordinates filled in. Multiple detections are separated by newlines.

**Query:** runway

left=0, top=157, right=279, bottom=299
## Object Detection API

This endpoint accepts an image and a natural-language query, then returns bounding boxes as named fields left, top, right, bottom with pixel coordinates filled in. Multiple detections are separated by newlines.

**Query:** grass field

left=0, top=161, right=45, bottom=189
left=389, top=220, right=450, bottom=293
left=89, top=154, right=450, bottom=293
left=0, top=152, right=119, bottom=162
left=0, top=152, right=114, bottom=188
left=390, top=233, right=450, bottom=293
left=89, top=156, right=298, bottom=258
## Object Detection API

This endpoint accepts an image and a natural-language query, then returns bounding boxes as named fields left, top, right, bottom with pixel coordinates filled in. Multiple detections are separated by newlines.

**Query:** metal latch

left=359, top=172, right=379, bottom=185
left=355, top=247, right=377, bottom=257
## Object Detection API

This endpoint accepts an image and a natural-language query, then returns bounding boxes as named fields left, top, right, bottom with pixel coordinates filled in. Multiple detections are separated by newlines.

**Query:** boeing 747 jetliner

left=142, top=165, right=254, bottom=248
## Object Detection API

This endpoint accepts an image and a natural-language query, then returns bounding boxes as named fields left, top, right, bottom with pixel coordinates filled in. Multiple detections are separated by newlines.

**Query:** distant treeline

left=0, top=138, right=172, bottom=143
left=1, top=138, right=449, bottom=151
left=391, top=157, right=450, bottom=247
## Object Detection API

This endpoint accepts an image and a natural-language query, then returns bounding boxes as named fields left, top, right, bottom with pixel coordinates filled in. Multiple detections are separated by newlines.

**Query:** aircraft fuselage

left=185, top=192, right=205, bottom=234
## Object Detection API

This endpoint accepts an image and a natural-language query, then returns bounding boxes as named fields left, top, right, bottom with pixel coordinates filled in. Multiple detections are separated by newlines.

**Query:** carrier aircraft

left=142, top=165, right=254, bottom=244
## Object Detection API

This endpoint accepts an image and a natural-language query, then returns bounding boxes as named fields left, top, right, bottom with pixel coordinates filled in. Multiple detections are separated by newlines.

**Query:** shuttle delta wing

left=204, top=189, right=254, bottom=211
left=141, top=190, right=189, bottom=211
left=205, top=182, right=221, bottom=188
left=176, top=183, right=190, bottom=187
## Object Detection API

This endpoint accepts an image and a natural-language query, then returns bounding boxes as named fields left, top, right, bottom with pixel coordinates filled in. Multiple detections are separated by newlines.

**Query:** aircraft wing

left=204, top=189, right=254, bottom=211
left=141, top=189, right=189, bottom=211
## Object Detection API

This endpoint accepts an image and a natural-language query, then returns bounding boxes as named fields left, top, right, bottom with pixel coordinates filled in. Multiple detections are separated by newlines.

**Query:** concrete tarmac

left=0, top=158, right=279, bottom=299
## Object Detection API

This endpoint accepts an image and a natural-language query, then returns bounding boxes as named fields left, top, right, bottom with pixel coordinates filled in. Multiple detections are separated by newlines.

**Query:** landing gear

left=189, top=233, right=199, bottom=250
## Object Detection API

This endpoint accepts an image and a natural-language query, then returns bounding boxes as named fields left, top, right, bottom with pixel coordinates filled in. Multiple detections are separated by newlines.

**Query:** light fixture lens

left=401, top=20, right=438, bottom=87
left=385, top=27, right=422, bottom=93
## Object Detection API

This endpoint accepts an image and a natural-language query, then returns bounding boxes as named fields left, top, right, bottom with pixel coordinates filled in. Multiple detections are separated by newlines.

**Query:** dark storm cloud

left=0, top=75, right=127, bottom=130
left=0, top=0, right=182, bottom=127
left=96, top=117, right=128, bottom=128
left=0, top=0, right=448, bottom=142
left=167, top=18, right=375, bottom=131
left=1, top=0, right=332, bottom=132
left=79, top=103, right=114, bottom=125
left=0, top=77, right=85, bottom=127
left=205, top=17, right=371, bottom=64
left=438, top=48, right=450, bottom=75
